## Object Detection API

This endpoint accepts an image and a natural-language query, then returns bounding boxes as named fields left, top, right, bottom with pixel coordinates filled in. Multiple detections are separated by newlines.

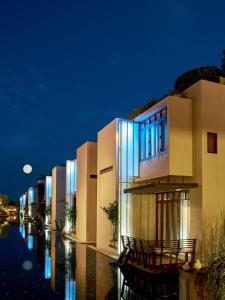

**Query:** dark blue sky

left=0, top=0, right=225, bottom=201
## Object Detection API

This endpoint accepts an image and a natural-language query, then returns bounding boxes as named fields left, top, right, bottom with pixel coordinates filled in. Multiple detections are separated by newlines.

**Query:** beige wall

left=183, top=81, right=203, bottom=243
left=51, top=166, right=66, bottom=229
left=76, top=141, right=97, bottom=243
left=183, top=80, right=225, bottom=247
left=201, top=81, right=225, bottom=216
left=97, top=119, right=118, bottom=252
left=168, top=96, right=193, bottom=176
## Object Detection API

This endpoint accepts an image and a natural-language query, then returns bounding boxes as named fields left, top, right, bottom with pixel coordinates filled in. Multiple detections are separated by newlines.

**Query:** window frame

left=140, top=107, right=167, bottom=161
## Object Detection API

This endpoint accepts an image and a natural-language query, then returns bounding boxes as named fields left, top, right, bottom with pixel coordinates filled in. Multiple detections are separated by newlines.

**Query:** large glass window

left=156, top=191, right=190, bottom=240
left=140, top=107, right=167, bottom=161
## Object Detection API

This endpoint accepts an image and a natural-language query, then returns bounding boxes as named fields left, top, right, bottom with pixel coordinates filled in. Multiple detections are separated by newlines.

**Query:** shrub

left=102, top=200, right=118, bottom=240
left=201, top=211, right=225, bottom=299
left=128, top=98, right=158, bottom=120
left=174, top=66, right=220, bottom=93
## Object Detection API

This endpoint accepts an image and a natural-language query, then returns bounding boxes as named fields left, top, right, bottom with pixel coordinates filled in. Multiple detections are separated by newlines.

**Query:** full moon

left=23, top=164, right=32, bottom=174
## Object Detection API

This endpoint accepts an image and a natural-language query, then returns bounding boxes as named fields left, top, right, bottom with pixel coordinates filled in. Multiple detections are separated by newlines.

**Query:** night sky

left=0, top=0, right=225, bottom=201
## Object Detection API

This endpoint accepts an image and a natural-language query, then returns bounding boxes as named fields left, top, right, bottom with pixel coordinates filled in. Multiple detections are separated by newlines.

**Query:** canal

left=0, top=221, right=206, bottom=299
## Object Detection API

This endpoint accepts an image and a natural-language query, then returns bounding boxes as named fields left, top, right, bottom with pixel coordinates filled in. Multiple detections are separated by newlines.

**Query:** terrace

left=119, top=235, right=197, bottom=273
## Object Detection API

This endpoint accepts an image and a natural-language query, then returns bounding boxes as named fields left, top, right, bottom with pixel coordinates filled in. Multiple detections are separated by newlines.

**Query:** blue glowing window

left=45, top=176, right=52, bottom=206
left=140, top=107, right=167, bottom=161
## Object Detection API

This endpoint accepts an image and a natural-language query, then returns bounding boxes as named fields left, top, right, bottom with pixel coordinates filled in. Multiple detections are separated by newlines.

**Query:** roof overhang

left=124, top=182, right=198, bottom=194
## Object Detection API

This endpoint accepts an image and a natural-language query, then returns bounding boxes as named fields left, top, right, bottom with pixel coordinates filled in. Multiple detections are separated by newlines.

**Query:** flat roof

left=124, top=182, right=198, bottom=194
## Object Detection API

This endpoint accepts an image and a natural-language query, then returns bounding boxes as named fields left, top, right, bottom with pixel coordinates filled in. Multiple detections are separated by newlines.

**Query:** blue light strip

left=66, top=159, right=77, bottom=232
left=45, top=176, right=52, bottom=206
left=19, top=223, right=25, bottom=239
left=27, top=235, right=33, bottom=250
left=66, top=160, right=77, bottom=198
left=118, top=120, right=139, bottom=249
left=45, top=248, right=51, bottom=279
left=45, top=176, right=52, bottom=225
left=65, top=278, right=76, bottom=300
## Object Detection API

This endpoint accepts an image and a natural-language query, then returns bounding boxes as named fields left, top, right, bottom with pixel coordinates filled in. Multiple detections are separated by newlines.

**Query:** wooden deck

left=118, top=235, right=197, bottom=273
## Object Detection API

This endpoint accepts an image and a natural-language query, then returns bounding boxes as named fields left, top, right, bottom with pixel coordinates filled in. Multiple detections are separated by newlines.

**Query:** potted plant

left=101, top=200, right=118, bottom=248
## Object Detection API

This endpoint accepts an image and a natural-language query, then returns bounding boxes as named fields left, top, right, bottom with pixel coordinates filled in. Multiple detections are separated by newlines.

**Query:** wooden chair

left=140, top=239, right=155, bottom=268
left=178, top=239, right=197, bottom=266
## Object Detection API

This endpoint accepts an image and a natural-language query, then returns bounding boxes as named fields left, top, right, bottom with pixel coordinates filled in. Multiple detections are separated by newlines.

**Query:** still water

left=0, top=221, right=206, bottom=299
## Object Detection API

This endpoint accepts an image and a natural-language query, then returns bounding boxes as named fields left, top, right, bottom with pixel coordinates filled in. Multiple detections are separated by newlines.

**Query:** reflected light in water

left=22, top=260, right=33, bottom=271
left=45, top=248, right=51, bottom=279
left=19, top=223, right=25, bottom=239
left=65, top=278, right=76, bottom=300
left=27, top=235, right=33, bottom=250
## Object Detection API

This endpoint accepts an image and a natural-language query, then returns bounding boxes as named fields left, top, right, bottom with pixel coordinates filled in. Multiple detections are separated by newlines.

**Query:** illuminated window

left=207, top=132, right=217, bottom=153
left=140, top=107, right=167, bottom=161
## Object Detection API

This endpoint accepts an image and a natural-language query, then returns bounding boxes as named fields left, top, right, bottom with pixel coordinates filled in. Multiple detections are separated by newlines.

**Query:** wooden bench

left=119, top=235, right=197, bottom=270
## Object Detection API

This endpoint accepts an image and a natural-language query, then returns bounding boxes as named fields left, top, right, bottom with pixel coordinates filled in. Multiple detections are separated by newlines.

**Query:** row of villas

left=20, top=76, right=225, bottom=256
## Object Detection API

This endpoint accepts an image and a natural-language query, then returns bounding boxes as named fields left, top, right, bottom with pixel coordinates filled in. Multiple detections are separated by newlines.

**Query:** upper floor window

left=140, top=107, right=167, bottom=161
left=207, top=132, right=217, bottom=154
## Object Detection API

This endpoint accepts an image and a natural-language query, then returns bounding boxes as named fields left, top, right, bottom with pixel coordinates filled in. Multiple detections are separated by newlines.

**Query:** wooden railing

left=119, top=235, right=197, bottom=270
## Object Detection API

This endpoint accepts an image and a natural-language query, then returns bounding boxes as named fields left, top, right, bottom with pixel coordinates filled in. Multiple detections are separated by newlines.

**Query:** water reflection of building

left=18, top=217, right=125, bottom=299
left=0, top=220, right=9, bottom=238
left=50, top=231, right=65, bottom=293
left=19, top=223, right=25, bottom=239
left=27, top=223, right=34, bottom=250
left=19, top=194, right=26, bottom=219
left=6, top=204, right=17, bottom=215
left=65, top=240, right=76, bottom=299
left=96, top=250, right=116, bottom=299
left=119, top=265, right=179, bottom=299
left=45, top=230, right=51, bottom=279
left=179, top=271, right=207, bottom=300
left=28, top=187, right=36, bottom=218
